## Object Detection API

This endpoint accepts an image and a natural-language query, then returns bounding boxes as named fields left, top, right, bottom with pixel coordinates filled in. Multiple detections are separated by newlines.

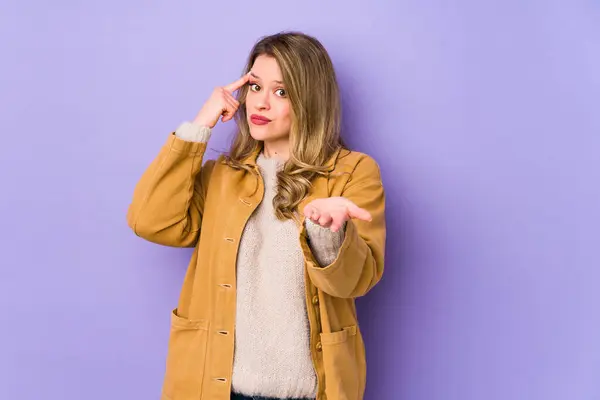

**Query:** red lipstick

left=250, top=114, right=271, bottom=125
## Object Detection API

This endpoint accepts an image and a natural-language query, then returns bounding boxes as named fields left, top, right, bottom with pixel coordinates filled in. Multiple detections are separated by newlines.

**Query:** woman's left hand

left=303, top=197, right=372, bottom=233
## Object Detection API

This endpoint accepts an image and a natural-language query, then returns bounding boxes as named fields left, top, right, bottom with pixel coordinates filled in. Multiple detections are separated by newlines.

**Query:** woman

left=127, top=32, right=386, bottom=400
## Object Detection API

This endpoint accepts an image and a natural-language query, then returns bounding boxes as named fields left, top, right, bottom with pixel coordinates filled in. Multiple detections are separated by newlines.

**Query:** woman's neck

left=262, top=137, right=290, bottom=161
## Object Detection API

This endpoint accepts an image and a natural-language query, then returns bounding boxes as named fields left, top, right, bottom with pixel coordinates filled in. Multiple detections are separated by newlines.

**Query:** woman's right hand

left=192, top=72, right=251, bottom=128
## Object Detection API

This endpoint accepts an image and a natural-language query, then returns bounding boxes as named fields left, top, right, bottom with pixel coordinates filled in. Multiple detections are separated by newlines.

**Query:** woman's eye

left=249, top=83, right=260, bottom=92
left=275, top=88, right=287, bottom=97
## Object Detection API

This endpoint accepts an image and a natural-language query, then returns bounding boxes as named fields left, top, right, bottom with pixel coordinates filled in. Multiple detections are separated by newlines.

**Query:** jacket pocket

left=320, top=325, right=364, bottom=400
left=161, top=308, right=210, bottom=400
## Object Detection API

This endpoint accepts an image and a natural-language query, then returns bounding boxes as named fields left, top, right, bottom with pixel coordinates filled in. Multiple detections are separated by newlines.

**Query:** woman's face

left=245, top=55, right=292, bottom=144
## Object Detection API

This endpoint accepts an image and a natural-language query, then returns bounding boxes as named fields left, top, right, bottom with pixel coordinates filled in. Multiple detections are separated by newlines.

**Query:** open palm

left=303, top=197, right=372, bottom=232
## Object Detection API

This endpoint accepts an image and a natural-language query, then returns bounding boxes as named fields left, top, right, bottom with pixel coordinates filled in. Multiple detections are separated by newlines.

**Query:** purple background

left=1, top=1, right=599, bottom=399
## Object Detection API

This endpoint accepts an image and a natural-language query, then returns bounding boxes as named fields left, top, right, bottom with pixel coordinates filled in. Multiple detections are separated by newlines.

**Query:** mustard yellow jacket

left=127, top=133, right=386, bottom=400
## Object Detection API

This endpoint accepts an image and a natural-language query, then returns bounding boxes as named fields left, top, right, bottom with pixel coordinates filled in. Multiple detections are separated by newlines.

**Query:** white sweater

left=175, top=122, right=345, bottom=399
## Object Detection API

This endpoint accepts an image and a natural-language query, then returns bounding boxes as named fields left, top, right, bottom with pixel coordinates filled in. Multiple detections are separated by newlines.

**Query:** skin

left=192, top=55, right=371, bottom=232
left=245, top=55, right=293, bottom=160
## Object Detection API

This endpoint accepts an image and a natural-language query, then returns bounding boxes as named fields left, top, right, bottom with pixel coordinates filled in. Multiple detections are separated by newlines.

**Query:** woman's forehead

left=250, top=55, right=284, bottom=83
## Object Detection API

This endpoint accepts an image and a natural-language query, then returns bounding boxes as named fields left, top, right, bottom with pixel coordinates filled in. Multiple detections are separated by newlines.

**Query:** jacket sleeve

left=300, top=155, right=386, bottom=298
left=126, top=130, right=215, bottom=248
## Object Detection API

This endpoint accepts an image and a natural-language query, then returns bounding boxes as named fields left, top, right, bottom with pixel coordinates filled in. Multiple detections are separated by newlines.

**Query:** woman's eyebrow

left=250, top=72, right=283, bottom=84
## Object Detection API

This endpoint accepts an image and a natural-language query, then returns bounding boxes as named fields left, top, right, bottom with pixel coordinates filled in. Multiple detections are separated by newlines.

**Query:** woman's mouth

left=250, top=114, right=271, bottom=126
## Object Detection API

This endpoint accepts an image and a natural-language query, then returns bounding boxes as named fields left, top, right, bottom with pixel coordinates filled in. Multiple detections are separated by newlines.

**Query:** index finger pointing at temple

left=224, top=72, right=251, bottom=93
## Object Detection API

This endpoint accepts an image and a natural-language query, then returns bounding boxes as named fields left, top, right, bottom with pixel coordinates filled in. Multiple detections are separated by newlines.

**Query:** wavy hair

left=225, top=32, right=344, bottom=220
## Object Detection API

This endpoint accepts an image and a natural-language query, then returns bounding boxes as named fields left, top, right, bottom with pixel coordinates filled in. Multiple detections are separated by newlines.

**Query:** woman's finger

left=221, top=103, right=237, bottom=122
left=302, top=204, right=321, bottom=220
left=224, top=72, right=251, bottom=93
left=310, top=208, right=321, bottom=221
left=303, top=205, right=314, bottom=217
left=329, top=211, right=348, bottom=232
left=223, top=96, right=239, bottom=114
left=318, top=212, right=333, bottom=227
left=347, top=204, right=372, bottom=221
left=223, top=91, right=240, bottom=107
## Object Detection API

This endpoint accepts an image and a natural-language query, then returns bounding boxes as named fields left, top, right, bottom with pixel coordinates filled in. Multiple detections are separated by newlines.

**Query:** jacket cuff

left=300, top=219, right=369, bottom=297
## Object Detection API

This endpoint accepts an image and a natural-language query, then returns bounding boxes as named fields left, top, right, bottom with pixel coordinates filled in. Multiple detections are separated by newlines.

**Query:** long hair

left=225, top=32, right=344, bottom=220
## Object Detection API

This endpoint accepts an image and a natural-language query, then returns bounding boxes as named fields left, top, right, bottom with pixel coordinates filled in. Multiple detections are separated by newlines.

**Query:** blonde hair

left=225, top=32, right=344, bottom=220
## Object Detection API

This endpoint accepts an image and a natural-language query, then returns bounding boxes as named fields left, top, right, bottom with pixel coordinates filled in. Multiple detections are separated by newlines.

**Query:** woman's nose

left=254, top=93, right=270, bottom=110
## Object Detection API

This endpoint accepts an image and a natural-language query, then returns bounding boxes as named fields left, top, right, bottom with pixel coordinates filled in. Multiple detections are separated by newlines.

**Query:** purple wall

left=1, top=1, right=598, bottom=399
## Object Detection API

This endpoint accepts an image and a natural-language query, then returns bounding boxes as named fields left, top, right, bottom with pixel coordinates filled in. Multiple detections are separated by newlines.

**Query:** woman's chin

left=249, top=128, right=271, bottom=141
left=248, top=126, right=289, bottom=143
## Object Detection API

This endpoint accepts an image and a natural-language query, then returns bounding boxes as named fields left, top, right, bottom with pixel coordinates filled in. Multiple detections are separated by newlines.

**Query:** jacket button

left=316, top=342, right=322, bottom=352
left=312, top=295, right=319, bottom=305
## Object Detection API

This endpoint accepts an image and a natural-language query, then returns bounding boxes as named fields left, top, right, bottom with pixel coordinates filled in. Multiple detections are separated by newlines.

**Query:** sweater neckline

left=256, top=152, right=285, bottom=172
